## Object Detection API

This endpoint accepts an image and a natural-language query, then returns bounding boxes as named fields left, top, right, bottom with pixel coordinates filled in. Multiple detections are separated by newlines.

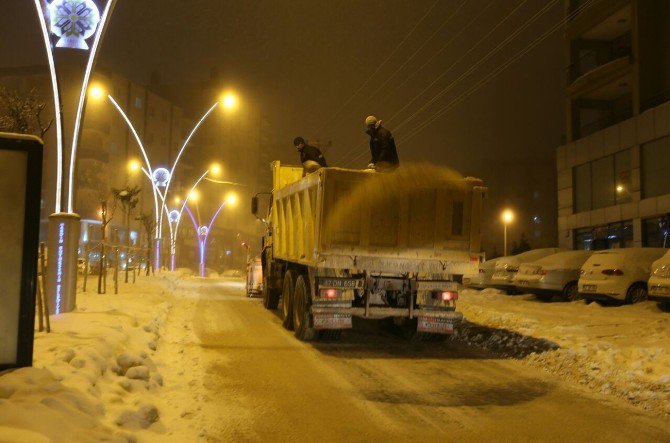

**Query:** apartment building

left=557, top=0, right=670, bottom=250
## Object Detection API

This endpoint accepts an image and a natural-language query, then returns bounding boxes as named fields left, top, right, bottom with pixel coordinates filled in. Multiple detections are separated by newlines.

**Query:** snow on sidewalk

left=457, top=288, right=670, bottom=416
left=0, top=270, right=208, bottom=443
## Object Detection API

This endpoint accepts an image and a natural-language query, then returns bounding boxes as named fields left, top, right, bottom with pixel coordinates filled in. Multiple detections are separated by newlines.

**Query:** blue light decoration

left=198, top=226, right=209, bottom=237
left=49, top=0, right=101, bottom=50
left=152, top=168, right=170, bottom=187
left=55, top=222, right=65, bottom=314
left=168, top=210, right=180, bottom=223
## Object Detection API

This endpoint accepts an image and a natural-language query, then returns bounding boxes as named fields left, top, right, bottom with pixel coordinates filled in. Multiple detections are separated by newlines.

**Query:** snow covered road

left=2, top=274, right=669, bottom=442
left=173, top=277, right=670, bottom=442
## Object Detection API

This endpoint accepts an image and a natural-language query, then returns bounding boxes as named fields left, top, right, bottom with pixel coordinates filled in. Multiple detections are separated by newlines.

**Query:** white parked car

left=512, top=250, right=593, bottom=301
left=490, top=248, right=564, bottom=293
left=648, top=250, right=670, bottom=304
left=579, top=248, right=667, bottom=304
left=462, top=257, right=503, bottom=289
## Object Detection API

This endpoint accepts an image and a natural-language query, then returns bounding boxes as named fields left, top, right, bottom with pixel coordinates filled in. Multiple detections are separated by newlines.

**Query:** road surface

left=167, top=277, right=670, bottom=442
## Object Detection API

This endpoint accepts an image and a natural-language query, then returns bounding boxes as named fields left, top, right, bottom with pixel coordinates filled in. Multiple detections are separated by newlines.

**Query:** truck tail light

left=602, top=269, right=624, bottom=276
left=433, top=290, right=458, bottom=301
left=320, top=288, right=340, bottom=299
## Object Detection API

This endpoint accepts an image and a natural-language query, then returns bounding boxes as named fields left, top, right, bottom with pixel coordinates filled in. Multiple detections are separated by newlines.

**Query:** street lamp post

left=182, top=192, right=238, bottom=277
left=501, top=209, right=514, bottom=256
left=33, top=0, right=117, bottom=315
left=107, top=94, right=227, bottom=271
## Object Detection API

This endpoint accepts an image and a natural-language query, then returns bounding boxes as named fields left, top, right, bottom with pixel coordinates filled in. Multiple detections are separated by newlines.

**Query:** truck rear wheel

left=262, top=275, right=280, bottom=309
left=282, top=270, right=297, bottom=330
left=293, top=275, right=316, bottom=341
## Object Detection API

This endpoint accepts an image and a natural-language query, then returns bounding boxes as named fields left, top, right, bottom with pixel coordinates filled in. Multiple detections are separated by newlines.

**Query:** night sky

left=1, top=0, right=565, bottom=255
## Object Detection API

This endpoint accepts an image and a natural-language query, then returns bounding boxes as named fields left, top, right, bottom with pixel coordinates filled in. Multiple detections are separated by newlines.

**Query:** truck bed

left=270, top=163, right=485, bottom=274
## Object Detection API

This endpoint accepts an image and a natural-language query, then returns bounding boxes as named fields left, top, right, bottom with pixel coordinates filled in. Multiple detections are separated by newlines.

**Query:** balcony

left=571, top=73, right=633, bottom=139
left=567, top=33, right=631, bottom=84
left=567, top=0, right=631, bottom=39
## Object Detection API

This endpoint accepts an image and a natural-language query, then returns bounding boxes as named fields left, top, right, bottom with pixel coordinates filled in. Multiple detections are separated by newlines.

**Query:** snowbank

left=457, top=288, right=670, bottom=416
left=0, top=272, right=205, bottom=442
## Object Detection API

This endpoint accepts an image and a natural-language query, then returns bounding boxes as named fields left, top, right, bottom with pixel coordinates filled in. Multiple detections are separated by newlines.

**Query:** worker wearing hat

left=293, top=136, right=327, bottom=174
left=365, top=115, right=399, bottom=172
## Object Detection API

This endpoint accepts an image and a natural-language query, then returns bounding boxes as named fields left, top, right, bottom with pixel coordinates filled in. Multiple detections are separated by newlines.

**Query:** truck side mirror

left=251, top=196, right=258, bottom=215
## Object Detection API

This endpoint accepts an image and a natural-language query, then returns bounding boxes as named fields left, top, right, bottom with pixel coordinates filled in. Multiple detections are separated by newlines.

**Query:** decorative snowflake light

left=168, top=210, right=180, bottom=223
left=152, top=168, right=171, bottom=187
left=198, top=226, right=209, bottom=237
left=49, top=0, right=101, bottom=50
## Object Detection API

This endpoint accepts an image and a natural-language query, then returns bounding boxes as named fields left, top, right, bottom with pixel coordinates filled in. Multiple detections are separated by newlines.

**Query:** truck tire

left=262, top=275, right=280, bottom=310
left=293, top=275, right=316, bottom=341
left=281, top=270, right=297, bottom=330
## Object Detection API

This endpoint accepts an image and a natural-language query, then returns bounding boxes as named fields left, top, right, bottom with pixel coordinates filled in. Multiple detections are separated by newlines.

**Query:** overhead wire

left=343, top=0, right=591, bottom=167
left=391, top=0, right=553, bottom=131
left=338, top=0, right=532, bottom=166
left=397, top=0, right=594, bottom=145
left=329, top=0, right=482, bottom=165
left=314, top=0, right=442, bottom=137
left=327, top=0, right=469, bottom=135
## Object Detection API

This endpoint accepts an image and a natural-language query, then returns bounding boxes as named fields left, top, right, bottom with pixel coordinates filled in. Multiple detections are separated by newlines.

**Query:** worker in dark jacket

left=365, top=115, right=399, bottom=172
left=294, top=136, right=327, bottom=174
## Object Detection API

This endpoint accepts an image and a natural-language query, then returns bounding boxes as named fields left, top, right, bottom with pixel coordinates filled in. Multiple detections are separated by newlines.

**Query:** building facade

left=557, top=0, right=670, bottom=250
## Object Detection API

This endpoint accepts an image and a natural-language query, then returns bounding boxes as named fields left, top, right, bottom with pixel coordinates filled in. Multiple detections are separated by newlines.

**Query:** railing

left=640, top=88, right=670, bottom=112
left=567, top=34, right=631, bottom=83
left=577, top=107, right=632, bottom=139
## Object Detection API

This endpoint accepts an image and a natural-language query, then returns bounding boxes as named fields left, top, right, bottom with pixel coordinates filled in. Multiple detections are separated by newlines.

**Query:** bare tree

left=0, top=86, right=53, bottom=138
left=97, top=198, right=116, bottom=294
left=136, top=212, right=155, bottom=276
left=112, top=186, right=141, bottom=283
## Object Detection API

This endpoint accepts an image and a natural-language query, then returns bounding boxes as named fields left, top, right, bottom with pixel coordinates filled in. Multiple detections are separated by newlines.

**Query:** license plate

left=317, top=278, right=364, bottom=289
left=313, top=313, right=352, bottom=330
left=417, top=316, right=454, bottom=334
left=517, top=280, right=529, bottom=286
left=463, top=278, right=471, bottom=285
left=582, top=284, right=596, bottom=292
left=417, top=281, right=458, bottom=291
left=651, top=285, right=670, bottom=295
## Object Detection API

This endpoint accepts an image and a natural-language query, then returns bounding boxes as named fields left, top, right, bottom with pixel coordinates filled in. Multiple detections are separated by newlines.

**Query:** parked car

left=578, top=248, right=667, bottom=303
left=648, top=250, right=670, bottom=304
left=462, top=257, right=503, bottom=289
left=512, top=250, right=593, bottom=301
left=246, top=257, right=263, bottom=297
left=490, top=248, right=564, bottom=293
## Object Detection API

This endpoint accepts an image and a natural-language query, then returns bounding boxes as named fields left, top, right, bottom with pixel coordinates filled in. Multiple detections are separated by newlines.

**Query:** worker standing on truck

left=294, top=136, right=327, bottom=174
left=365, top=115, right=399, bottom=172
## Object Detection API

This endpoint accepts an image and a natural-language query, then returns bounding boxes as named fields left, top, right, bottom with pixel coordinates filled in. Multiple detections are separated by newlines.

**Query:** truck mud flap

left=417, top=315, right=456, bottom=335
left=313, top=313, right=352, bottom=330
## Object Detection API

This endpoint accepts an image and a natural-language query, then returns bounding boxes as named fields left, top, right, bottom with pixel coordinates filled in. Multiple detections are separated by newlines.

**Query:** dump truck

left=251, top=161, right=486, bottom=341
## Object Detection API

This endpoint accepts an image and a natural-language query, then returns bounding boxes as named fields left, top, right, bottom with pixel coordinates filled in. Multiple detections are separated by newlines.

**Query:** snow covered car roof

left=585, top=248, right=668, bottom=274
left=528, top=250, right=593, bottom=270
left=495, top=248, right=564, bottom=268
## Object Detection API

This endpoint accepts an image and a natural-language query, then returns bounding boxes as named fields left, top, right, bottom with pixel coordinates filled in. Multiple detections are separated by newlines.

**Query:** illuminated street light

left=225, top=192, right=239, bottom=206
left=127, top=159, right=141, bottom=173
left=616, top=185, right=624, bottom=193
left=210, top=163, right=222, bottom=176
left=89, top=84, right=105, bottom=100
left=501, top=209, right=515, bottom=256
left=221, top=92, right=238, bottom=110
